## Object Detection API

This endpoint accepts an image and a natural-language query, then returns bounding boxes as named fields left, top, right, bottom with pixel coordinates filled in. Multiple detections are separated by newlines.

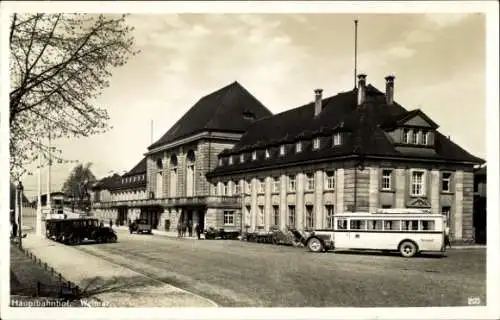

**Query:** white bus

left=306, top=209, right=446, bottom=257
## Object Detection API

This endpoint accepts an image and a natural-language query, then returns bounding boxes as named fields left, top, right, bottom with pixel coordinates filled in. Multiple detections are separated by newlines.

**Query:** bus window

left=402, top=220, right=418, bottom=231
left=367, top=220, right=383, bottom=230
left=337, top=219, right=348, bottom=230
left=349, top=219, right=366, bottom=230
left=420, top=220, right=435, bottom=231
left=383, top=220, right=400, bottom=231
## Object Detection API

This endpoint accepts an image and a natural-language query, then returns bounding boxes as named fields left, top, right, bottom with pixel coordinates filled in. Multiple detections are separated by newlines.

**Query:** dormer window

left=333, top=133, right=342, bottom=146
left=252, top=151, right=257, bottom=161
left=403, top=128, right=410, bottom=143
left=240, top=154, right=245, bottom=163
left=313, top=138, right=320, bottom=149
left=279, top=145, right=285, bottom=156
left=296, top=142, right=302, bottom=153
left=265, top=149, right=270, bottom=158
left=218, top=158, right=223, bottom=166
left=228, top=156, right=233, bottom=165
left=411, top=130, right=419, bottom=144
left=421, top=130, right=428, bottom=145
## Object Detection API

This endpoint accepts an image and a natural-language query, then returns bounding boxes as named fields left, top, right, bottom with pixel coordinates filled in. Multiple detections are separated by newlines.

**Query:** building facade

left=473, top=164, right=486, bottom=244
left=90, top=75, right=483, bottom=243
left=91, top=81, right=273, bottom=231
left=207, top=75, right=483, bottom=243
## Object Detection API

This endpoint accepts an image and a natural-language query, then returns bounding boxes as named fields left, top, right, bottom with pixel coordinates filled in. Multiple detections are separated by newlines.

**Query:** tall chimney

left=357, top=74, right=367, bottom=106
left=314, top=89, right=323, bottom=116
left=385, top=75, right=395, bottom=105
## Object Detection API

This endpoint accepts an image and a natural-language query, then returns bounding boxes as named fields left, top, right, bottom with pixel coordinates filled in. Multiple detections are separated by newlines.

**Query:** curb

left=11, top=245, right=107, bottom=306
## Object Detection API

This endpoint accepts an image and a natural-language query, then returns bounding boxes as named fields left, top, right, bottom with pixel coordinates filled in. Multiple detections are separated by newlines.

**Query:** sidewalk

left=21, top=235, right=217, bottom=307
left=10, top=244, right=82, bottom=307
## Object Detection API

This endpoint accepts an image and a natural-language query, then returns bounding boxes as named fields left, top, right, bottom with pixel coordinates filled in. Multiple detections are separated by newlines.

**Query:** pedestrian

left=12, top=222, right=18, bottom=239
left=183, top=222, right=188, bottom=237
left=445, top=223, right=452, bottom=249
left=195, top=223, right=201, bottom=240
left=188, top=221, right=193, bottom=237
left=109, top=219, right=113, bottom=229
left=177, top=223, right=182, bottom=237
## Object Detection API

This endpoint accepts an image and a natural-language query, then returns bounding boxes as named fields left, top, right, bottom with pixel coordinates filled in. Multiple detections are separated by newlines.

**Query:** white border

left=1, top=1, right=498, bottom=320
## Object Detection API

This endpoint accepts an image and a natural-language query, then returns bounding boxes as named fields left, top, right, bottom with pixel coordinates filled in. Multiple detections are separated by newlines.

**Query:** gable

left=403, top=115, right=433, bottom=128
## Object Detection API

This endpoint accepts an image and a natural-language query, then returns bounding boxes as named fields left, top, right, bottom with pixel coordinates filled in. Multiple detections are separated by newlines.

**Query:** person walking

left=444, top=222, right=452, bottom=249
left=195, top=223, right=202, bottom=240
left=188, top=221, right=193, bottom=237
left=109, top=219, right=113, bottom=229
left=177, top=223, right=182, bottom=237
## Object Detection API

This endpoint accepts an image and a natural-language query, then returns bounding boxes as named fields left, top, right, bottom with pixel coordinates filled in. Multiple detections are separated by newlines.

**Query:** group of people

left=177, top=221, right=203, bottom=239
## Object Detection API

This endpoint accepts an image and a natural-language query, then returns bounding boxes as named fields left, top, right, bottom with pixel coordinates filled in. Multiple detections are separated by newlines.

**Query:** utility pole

left=36, top=152, right=42, bottom=236
left=17, top=181, right=24, bottom=249
left=47, top=131, right=52, bottom=215
left=354, top=19, right=359, bottom=89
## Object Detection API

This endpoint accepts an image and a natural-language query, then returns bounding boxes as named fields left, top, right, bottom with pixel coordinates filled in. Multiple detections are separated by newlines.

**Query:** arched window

left=186, top=150, right=196, bottom=197
left=169, top=155, right=178, bottom=197
left=155, top=158, right=164, bottom=198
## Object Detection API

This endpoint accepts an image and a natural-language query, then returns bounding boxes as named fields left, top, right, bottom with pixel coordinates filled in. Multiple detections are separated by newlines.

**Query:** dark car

left=129, top=219, right=152, bottom=234
left=45, top=218, right=117, bottom=245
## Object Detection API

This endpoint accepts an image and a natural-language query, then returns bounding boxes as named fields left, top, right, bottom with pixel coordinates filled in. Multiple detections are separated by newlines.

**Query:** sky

left=12, top=11, right=487, bottom=199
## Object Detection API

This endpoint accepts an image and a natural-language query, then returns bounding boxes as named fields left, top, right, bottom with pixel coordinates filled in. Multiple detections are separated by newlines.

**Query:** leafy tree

left=9, top=13, right=138, bottom=180
left=62, top=163, right=97, bottom=212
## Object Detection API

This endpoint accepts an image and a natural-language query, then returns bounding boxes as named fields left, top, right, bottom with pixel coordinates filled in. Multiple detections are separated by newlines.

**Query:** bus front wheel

left=399, top=241, right=417, bottom=257
left=307, top=237, right=324, bottom=253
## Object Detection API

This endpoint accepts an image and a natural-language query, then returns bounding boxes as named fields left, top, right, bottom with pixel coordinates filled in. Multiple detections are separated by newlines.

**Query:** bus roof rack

left=375, top=208, right=432, bottom=214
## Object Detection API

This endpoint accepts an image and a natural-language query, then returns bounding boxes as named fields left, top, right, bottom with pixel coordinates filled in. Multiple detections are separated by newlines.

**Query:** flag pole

left=354, top=19, right=358, bottom=89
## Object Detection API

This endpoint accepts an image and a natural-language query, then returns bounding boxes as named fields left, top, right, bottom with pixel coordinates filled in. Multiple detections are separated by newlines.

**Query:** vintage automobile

left=45, top=218, right=118, bottom=245
left=129, top=219, right=153, bottom=234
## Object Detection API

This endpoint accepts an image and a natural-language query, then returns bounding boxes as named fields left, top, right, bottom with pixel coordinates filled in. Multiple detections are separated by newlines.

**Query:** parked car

left=45, top=218, right=118, bottom=245
left=129, top=219, right=152, bottom=234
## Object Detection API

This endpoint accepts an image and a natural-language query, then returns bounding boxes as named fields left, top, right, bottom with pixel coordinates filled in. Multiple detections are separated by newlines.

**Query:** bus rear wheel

left=399, top=241, right=417, bottom=257
left=307, top=237, right=324, bottom=253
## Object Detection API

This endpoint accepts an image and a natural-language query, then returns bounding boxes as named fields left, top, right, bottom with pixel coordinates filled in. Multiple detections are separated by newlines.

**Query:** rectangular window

left=421, top=130, right=428, bottom=145
left=296, top=142, right=302, bottom=153
left=228, top=156, right=233, bottom=165
left=273, top=205, right=279, bottom=227
left=279, top=145, right=285, bottom=156
left=258, top=205, right=264, bottom=226
left=288, top=175, right=296, bottom=192
left=218, top=158, right=223, bottom=166
left=381, top=169, right=392, bottom=190
left=333, top=133, right=342, bottom=146
left=265, top=149, right=270, bottom=158
left=240, top=154, right=245, bottom=163
left=272, top=177, right=280, bottom=193
left=419, top=220, right=435, bottom=231
left=442, top=172, right=452, bottom=192
left=442, top=206, right=451, bottom=222
left=367, top=220, right=383, bottom=230
left=305, top=205, right=314, bottom=229
left=258, top=179, right=265, bottom=194
left=403, top=128, right=410, bottom=143
left=349, top=219, right=366, bottom=230
left=306, top=173, right=315, bottom=191
left=411, top=171, right=425, bottom=196
left=383, top=220, right=400, bottom=231
left=223, top=211, right=234, bottom=225
left=313, top=138, right=320, bottom=149
left=252, top=151, right=257, bottom=160
left=325, top=205, right=335, bottom=229
left=325, top=171, right=335, bottom=190
left=382, top=204, right=392, bottom=209
left=402, top=220, right=419, bottom=231
left=288, top=205, right=296, bottom=228
left=337, top=219, right=348, bottom=230
left=245, top=180, right=251, bottom=194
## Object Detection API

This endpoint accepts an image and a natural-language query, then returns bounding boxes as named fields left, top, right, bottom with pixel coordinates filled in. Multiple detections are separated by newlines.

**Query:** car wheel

left=307, top=237, right=324, bottom=253
left=399, top=241, right=417, bottom=258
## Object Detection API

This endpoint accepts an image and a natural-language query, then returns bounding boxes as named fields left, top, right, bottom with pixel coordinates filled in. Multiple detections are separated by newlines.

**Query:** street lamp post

left=17, top=181, right=24, bottom=249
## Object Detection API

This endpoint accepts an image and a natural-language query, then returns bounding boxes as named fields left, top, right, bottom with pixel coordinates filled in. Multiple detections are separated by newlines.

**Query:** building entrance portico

left=178, top=206, right=206, bottom=231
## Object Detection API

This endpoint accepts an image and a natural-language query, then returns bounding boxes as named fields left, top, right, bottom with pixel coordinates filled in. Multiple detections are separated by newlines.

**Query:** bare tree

left=62, top=162, right=96, bottom=212
left=9, top=13, right=138, bottom=180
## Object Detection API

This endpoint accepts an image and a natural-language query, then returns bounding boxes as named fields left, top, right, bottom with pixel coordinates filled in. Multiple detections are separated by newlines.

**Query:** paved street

left=68, top=229, right=485, bottom=307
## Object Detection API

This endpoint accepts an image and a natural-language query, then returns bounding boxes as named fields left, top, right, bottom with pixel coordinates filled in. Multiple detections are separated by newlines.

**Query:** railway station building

left=90, top=74, right=483, bottom=243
